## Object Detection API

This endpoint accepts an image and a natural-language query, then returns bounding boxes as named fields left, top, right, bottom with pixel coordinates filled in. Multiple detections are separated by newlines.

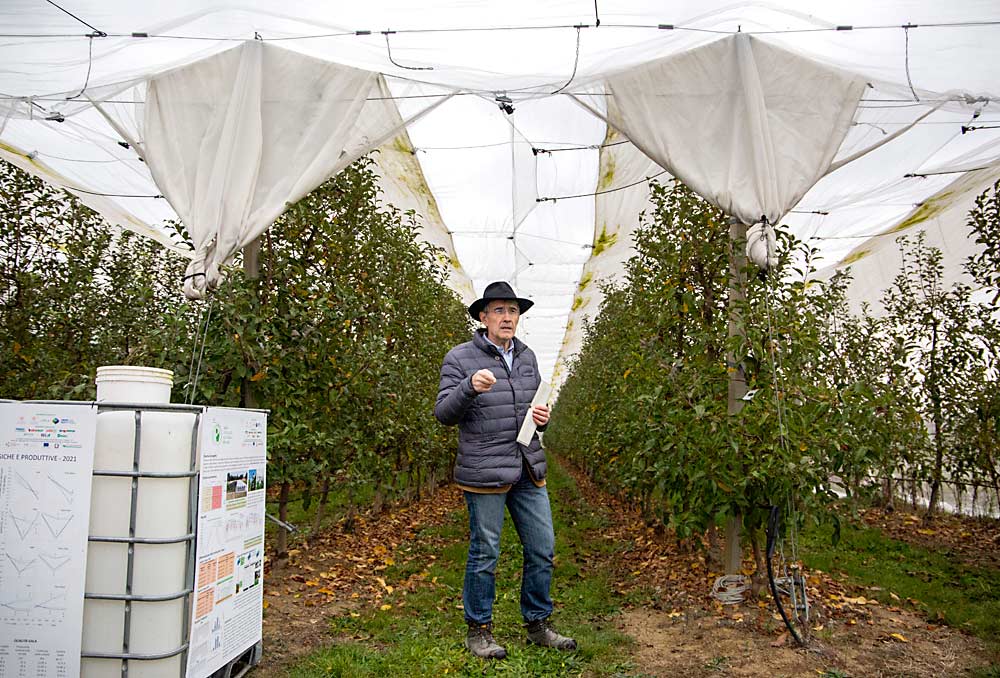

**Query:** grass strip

left=801, top=519, right=1000, bottom=656
left=284, top=458, right=640, bottom=677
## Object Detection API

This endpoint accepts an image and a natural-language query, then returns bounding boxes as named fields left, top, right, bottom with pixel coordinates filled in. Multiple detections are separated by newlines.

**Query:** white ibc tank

left=82, top=366, right=196, bottom=678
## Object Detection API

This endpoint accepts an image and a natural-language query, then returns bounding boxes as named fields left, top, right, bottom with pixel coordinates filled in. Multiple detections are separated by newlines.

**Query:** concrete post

left=724, top=216, right=748, bottom=575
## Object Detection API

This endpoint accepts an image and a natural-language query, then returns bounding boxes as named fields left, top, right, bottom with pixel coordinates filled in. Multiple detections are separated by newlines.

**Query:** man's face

left=479, top=299, right=520, bottom=347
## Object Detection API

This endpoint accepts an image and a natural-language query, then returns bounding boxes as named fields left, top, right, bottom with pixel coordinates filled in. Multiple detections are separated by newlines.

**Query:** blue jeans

left=463, top=462, right=555, bottom=625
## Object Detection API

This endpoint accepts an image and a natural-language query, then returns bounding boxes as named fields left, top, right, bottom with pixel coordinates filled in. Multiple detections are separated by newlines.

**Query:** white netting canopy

left=2, top=1, right=999, bottom=384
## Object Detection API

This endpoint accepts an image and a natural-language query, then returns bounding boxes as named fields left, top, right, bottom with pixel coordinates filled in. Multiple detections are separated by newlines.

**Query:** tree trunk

left=926, top=321, right=944, bottom=519
left=986, top=452, right=1000, bottom=513
left=881, top=476, right=895, bottom=510
left=749, top=530, right=768, bottom=597
left=310, top=476, right=331, bottom=536
left=343, top=485, right=357, bottom=533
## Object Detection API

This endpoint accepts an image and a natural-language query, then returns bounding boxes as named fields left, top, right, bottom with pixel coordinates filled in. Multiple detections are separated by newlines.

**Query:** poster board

left=186, top=407, right=267, bottom=678
left=0, top=402, right=97, bottom=677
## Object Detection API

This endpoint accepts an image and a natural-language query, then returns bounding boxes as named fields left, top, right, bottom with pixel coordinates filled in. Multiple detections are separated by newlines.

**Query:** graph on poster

left=0, top=403, right=96, bottom=678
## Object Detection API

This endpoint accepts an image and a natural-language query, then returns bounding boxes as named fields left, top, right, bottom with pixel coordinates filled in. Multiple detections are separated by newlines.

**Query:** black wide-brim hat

left=468, top=281, right=534, bottom=319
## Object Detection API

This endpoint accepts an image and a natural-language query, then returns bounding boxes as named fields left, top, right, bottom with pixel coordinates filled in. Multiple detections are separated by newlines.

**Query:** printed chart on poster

left=187, top=407, right=267, bottom=678
left=0, top=402, right=96, bottom=678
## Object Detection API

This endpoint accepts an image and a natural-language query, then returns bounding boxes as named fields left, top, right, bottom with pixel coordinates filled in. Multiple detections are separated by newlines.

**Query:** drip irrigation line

left=536, top=169, right=668, bottom=202
left=766, top=506, right=805, bottom=645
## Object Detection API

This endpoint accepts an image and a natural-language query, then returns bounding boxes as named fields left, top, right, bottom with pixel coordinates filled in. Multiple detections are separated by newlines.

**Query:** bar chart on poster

left=187, top=407, right=267, bottom=678
left=0, top=402, right=96, bottom=678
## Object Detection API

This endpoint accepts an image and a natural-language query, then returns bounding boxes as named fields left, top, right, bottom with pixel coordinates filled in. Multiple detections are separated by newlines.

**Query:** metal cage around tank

left=16, top=400, right=264, bottom=678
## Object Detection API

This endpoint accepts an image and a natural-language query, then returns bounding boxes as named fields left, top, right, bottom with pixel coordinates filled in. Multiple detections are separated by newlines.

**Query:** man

left=435, top=280, right=577, bottom=660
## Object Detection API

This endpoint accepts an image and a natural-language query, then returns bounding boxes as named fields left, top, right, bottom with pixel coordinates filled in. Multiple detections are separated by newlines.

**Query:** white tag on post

left=517, top=380, right=551, bottom=446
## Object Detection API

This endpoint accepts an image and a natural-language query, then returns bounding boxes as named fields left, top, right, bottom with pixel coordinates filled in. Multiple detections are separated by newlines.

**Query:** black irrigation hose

left=766, top=505, right=806, bottom=647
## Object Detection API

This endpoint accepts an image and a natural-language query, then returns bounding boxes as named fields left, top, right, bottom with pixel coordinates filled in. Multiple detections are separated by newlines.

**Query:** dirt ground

left=257, top=484, right=463, bottom=673
left=620, top=604, right=989, bottom=678
left=254, top=463, right=998, bottom=677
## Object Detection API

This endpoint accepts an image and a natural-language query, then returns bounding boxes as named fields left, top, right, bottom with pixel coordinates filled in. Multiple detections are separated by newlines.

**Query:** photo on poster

left=247, top=468, right=265, bottom=492
left=225, top=471, right=248, bottom=500
left=235, top=547, right=262, bottom=595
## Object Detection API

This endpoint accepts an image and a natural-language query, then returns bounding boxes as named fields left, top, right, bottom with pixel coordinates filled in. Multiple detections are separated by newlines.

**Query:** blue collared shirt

left=483, top=335, right=514, bottom=371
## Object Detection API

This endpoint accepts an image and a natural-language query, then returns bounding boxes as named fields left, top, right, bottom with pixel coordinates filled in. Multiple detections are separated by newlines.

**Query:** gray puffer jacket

left=434, top=329, right=546, bottom=488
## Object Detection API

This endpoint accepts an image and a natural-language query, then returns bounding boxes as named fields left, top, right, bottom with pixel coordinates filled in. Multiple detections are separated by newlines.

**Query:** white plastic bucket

left=95, top=366, right=173, bottom=404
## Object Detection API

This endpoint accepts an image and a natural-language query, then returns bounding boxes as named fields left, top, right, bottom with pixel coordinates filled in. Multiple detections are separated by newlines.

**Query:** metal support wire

left=64, top=33, right=95, bottom=100
left=384, top=31, right=433, bottom=71
left=188, top=300, right=214, bottom=404
left=550, top=26, right=582, bottom=95
left=904, top=25, right=919, bottom=102
left=43, top=0, right=106, bottom=36
left=758, top=253, right=809, bottom=647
